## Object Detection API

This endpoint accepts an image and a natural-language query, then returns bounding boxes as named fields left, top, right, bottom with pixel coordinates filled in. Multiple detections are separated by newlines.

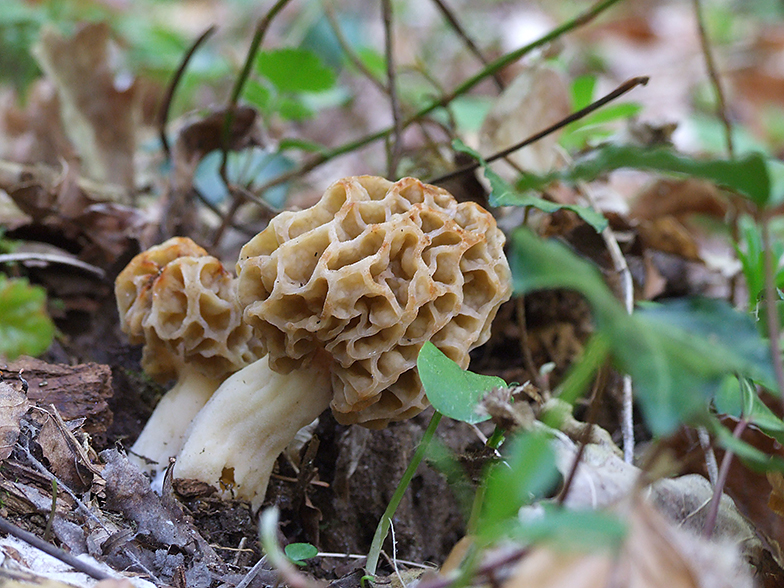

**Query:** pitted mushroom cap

left=237, top=176, right=512, bottom=427
left=116, top=237, right=262, bottom=382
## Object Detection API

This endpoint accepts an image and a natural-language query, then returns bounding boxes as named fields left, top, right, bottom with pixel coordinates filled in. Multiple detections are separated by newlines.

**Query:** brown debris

left=1, top=357, right=113, bottom=439
left=32, top=22, right=137, bottom=190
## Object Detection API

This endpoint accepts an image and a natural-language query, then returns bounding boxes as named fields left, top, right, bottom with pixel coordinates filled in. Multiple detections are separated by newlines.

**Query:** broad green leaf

left=707, top=415, right=784, bottom=473
left=453, top=140, right=608, bottom=232
left=479, top=430, right=559, bottom=539
left=284, top=542, right=318, bottom=564
left=715, top=376, right=784, bottom=444
left=418, top=342, right=505, bottom=424
left=612, top=298, right=776, bottom=435
left=509, top=227, right=619, bottom=325
left=0, top=274, right=55, bottom=360
left=510, top=228, right=775, bottom=435
left=638, top=298, right=775, bottom=391
left=256, top=48, right=336, bottom=93
left=515, top=144, right=771, bottom=207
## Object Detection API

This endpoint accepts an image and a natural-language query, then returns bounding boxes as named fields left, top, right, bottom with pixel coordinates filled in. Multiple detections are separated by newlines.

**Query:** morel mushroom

left=116, top=237, right=261, bottom=472
left=174, top=176, right=512, bottom=508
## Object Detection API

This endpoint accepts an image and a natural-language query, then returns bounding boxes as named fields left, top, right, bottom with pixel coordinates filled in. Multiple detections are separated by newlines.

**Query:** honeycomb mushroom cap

left=116, top=237, right=262, bottom=383
left=237, top=176, right=512, bottom=427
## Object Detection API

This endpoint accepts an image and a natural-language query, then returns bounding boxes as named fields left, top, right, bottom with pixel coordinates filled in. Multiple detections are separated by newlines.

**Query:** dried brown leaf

left=0, top=380, right=29, bottom=461
left=505, top=497, right=754, bottom=588
left=479, top=64, right=571, bottom=175
left=32, top=22, right=137, bottom=190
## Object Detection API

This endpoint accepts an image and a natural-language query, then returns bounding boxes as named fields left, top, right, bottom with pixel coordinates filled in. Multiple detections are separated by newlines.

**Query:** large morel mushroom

left=173, top=176, right=513, bottom=508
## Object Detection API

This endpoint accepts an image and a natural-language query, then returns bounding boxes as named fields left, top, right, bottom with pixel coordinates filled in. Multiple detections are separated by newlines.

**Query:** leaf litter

left=2, top=1, right=784, bottom=587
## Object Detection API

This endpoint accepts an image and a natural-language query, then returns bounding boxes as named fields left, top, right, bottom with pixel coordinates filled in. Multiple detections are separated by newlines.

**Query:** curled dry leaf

left=479, top=64, right=571, bottom=176
left=0, top=379, right=29, bottom=461
left=504, top=497, right=754, bottom=588
left=32, top=22, right=137, bottom=190
left=36, top=408, right=99, bottom=494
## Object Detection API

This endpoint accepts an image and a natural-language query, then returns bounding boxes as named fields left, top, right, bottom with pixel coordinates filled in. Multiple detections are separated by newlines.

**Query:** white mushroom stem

left=174, top=355, right=333, bottom=510
left=130, top=365, right=222, bottom=473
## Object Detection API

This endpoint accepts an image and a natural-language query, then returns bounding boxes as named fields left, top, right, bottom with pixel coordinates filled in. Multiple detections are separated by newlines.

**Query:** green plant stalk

left=254, top=0, right=626, bottom=194
left=365, top=411, right=443, bottom=577
left=761, top=218, right=784, bottom=403
left=221, top=0, right=292, bottom=180
left=465, top=426, right=505, bottom=535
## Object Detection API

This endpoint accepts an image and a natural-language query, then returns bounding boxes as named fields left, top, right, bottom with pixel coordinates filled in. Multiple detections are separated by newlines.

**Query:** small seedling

left=284, top=542, right=318, bottom=567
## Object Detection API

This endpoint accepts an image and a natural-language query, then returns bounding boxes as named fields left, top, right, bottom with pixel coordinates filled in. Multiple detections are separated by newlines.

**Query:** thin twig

left=430, top=0, right=504, bottom=91
left=761, top=219, right=784, bottom=405
left=252, top=0, right=626, bottom=196
left=157, top=26, right=217, bottom=160
left=515, top=296, right=545, bottom=391
left=415, top=546, right=528, bottom=588
left=556, top=363, right=608, bottom=505
left=692, top=0, right=744, bottom=307
left=697, top=427, right=719, bottom=486
left=382, top=0, right=404, bottom=179
left=692, top=0, right=733, bottom=157
left=703, top=418, right=748, bottom=538
left=235, top=556, right=268, bottom=588
left=17, top=435, right=107, bottom=531
left=0, top=516, right=111, bottom=580
left=430, top=76, right=649, bottom=185
left=578, top=180, right=636, bottom=463
left=323, top=1, right=387, bottom=93
left=0, top=253, right=105, bottom=279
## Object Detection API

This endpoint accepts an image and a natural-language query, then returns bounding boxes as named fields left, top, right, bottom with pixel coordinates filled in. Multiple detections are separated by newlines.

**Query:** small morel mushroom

left=174, top=176, right=512, bottom=508
left=115, top=237, right=262, bottom=472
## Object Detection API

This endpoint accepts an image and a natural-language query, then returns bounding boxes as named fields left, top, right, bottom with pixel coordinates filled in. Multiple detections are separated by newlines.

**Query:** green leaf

left=613, top=298, right=776, bottom=435
left=0, top=274, right=55, bottom=360
left=570, top=75, right=596, bottom=110
left=453, top=140, right=608, bottom=232
left=508, top=504, right=627, bottom=550
left=638, top=298, right=775, bottom=391
left=418, top=342, right=506, bottom=424
left=715, top=376, right=784, bottom=444
left=479, top=430, right=559, bottom=539
left=509, top=227, right=619, bottom=325
left=515, top=144, right=772, bottom=207
left=284, top=542, right=318, bottom=564
left=256, top=48, right=337, bottom=93
left=707, top=415, right=784, bottom=473
left=278, top=137, right=329, bottom=154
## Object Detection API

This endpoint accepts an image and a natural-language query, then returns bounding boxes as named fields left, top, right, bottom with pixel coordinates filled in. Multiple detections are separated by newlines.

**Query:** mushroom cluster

left=116, top=237, right=262, bottom=472
left=117, top=176, right=512, bottom=508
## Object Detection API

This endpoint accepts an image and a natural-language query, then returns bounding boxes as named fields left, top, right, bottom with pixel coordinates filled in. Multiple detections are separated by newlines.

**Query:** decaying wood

left=1, top=357, right=113, bottom=437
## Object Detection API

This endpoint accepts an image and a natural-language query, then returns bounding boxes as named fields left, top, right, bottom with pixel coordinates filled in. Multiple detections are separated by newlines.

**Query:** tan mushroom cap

left=116, top=237, right=262, bottom=382
left=237, top=176, right=512, bottom=428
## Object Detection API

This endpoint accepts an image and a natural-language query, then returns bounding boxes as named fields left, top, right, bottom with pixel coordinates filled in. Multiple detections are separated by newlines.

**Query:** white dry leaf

left=504, top=496, right=754, bottom=588
left=0, top=380, right=29, bottom=461
left=479, top=64, right=571, bottom=178
left=544, top=425, right=763, bottom=568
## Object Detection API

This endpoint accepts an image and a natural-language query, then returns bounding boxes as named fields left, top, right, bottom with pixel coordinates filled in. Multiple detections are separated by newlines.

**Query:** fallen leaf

left=479, top=64, right=571, bottom=176
left=32, top=22, right=137, bottom=190
left=0, top=379, right=29, bottom=461
left=504, top=496, right=754, bottom=588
